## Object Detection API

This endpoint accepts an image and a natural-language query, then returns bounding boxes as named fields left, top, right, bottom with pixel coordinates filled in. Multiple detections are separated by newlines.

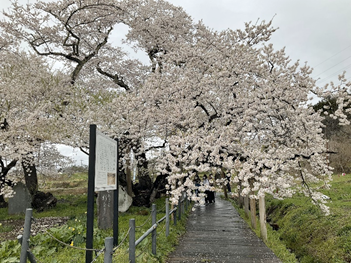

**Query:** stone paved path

left=167, top=195, right=282, bottom=263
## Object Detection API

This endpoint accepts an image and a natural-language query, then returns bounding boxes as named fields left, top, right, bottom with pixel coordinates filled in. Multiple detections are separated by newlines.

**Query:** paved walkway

left=167, top=195, right=282, bottom=263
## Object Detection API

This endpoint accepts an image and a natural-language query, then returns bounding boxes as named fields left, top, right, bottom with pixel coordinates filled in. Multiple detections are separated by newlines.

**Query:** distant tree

left=36, top=144, right=75, bottom=176
left=62, top=164, right=89, bottom=175
left=314, top=96, right=351, bottom=173
left=313, top=96, right=342, bottom=139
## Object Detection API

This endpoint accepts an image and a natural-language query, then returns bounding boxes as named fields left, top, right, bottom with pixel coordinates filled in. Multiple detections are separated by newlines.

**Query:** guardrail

left=128, top=195, right=188, bottom=263
left=17, top=196, right=190, bottom=263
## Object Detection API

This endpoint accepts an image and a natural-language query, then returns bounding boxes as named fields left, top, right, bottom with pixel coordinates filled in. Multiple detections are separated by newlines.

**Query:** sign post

left=86, top=124, right=96, bottom=263
left=114, top=139, right=119, bottom=246
left=86, top=125, right=119, bottom=262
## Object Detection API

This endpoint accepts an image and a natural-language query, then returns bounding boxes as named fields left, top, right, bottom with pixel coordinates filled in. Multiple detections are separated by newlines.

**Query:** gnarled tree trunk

left=0, top=158, right=17, bottom=208
left=132, top=153, right=153, bottom=207
left=21, top=157, right=38, bottom=197
left=22, top=156, right=57, bottom=212
left=149, top=173, right=167, bottom=204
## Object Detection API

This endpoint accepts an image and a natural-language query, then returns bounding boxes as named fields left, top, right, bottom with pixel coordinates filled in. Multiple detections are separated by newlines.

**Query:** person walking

left=203, top=175, right=215, bottom=203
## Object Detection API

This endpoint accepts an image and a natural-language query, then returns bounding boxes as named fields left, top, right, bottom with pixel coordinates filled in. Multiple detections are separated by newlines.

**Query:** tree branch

left=96, top=63, right=130, bottom=91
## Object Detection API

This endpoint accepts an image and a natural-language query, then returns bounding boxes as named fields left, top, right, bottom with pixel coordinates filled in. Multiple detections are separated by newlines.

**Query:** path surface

left=167, top=195, right=282, bottom=263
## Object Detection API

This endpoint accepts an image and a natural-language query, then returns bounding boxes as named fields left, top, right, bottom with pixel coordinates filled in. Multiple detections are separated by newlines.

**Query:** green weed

left=0, top=195, right=189, bottom=262
left=227, top=197, right=298, bottom=263
left=256, top=174, right=351, bottom=263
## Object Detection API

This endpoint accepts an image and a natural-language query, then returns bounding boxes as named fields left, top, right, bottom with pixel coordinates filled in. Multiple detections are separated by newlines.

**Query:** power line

left=313, top=44, right=351, bottom=69
left=313, top=54, right=351, bottom=79
left=316, top=63, right=351, bottom=84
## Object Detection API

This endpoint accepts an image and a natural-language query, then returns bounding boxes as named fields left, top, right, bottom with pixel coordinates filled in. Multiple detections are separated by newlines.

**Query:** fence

left=17, top=196, right=189, bottom=263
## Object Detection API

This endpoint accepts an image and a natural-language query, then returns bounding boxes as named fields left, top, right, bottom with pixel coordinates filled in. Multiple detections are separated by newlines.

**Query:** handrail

left=157, top=207, right=177, bottom=225
left=129, top=196, right=189, bottom=263
left=135, top=205, right=178, bottom=247
left=17, top=196, right=189, bottom=263
left=135, top=223, right=157, bottom=246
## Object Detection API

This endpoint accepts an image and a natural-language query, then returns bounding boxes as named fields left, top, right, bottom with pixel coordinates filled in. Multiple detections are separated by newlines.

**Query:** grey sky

left=168, top=0, right=351, bottom=87
left=1, top=0, right=350, bottom=86
left=1, top=0, right=351, bottom=164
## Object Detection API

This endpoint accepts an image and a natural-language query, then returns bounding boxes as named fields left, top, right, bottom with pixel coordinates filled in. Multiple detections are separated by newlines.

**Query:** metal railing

left=128, top=196, right=188, bottom=263
left=17, top=196, right=189, bottom=263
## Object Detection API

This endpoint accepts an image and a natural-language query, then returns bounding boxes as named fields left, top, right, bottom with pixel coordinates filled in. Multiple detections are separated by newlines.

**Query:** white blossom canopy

left=1, top=0, right=351, bottom=214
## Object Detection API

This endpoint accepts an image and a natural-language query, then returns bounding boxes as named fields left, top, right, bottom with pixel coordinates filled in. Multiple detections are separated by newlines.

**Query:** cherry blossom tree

left=36, top=143, right=75, bottom=175
left=0, top=0, right=196, bottom=206
left=0, top=48, right=70, bottom=206
left=1, top=0, right=350, bottom=213
left=146, top=20, right=340, bottom=215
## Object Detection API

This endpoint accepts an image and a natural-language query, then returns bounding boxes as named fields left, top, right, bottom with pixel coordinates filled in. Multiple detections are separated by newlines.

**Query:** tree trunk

left=0, top=158, right=17, bottom=208
left=21, top=155, right=57, bottom=212
left=125, top=148, right=133, bottom=196
left=221, top=169, right=228, bottom=199
left=149, top=174, right=167, bottom=204
left=244, top=195, right=250, bottom=218
left=0, top=195, right=7, bottom=208
left=250, top=197, right=257, bottom=229
left=132, top=152, right=152, bottom=207
left=21, top=157, right=38, bottom=197
left=259, top=195, right=268, bottom=242
left=249, top=178, right=257, bottom=229
left=237, top=181, right=244, bottom=208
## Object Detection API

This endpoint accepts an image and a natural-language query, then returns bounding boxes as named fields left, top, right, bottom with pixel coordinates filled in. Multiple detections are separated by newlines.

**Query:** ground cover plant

left=37, top=172, right=88, bottom=196
left=230, top=173, right=351, bottom=263
left=0, top=173, right=189, bottom=262
left=227, top=196, right=299, bottom=263
left=0, top=196, right=189, bottom=262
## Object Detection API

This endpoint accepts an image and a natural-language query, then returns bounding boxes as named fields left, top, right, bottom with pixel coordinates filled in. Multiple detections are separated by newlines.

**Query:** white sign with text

left=95, top=131, right=117, bottom=191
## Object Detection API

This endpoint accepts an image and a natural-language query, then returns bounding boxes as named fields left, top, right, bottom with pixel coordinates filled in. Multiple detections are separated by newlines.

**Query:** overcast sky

left=1, top=0, right=350, bottom=87
left=1, top=0, right=351, bottom=164
left=168, top=0, right=351, bottom=87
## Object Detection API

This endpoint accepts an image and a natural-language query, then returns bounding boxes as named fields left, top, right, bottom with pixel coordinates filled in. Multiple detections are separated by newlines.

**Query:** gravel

left=0, top=217, right=69, bottom=243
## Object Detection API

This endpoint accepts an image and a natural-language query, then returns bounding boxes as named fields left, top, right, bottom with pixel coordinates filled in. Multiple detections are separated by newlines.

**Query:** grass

left=38, top=172, right=88, bottom=195
left=0, top=195, right=189, bottom=262
left=0, top=172, right=190, bottom=263
left=227, top=196, right=298, bottom=263
left=228, top=173, right=351, bottom=263
left=0, top=194, right=89, bottom=222
left=0, top=172, right=89, bottom=221
left=6, top=172, right=351, bottom=262
left=266, top=174, right=351, bottom=263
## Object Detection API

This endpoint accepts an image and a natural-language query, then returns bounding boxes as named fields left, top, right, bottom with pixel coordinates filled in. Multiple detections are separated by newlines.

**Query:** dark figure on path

left=226, top=174, right=232, bottom=193
left=203, top=175, right=215, bottom=203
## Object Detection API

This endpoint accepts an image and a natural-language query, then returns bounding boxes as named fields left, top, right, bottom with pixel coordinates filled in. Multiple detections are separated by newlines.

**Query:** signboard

left=86, top=125, right=119, bottom=262
left=95, top=130, right=118, bottom=191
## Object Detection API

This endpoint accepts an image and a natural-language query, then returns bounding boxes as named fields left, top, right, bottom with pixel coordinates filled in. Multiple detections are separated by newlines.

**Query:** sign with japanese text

left=95, top=130, right=117, bottom=191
